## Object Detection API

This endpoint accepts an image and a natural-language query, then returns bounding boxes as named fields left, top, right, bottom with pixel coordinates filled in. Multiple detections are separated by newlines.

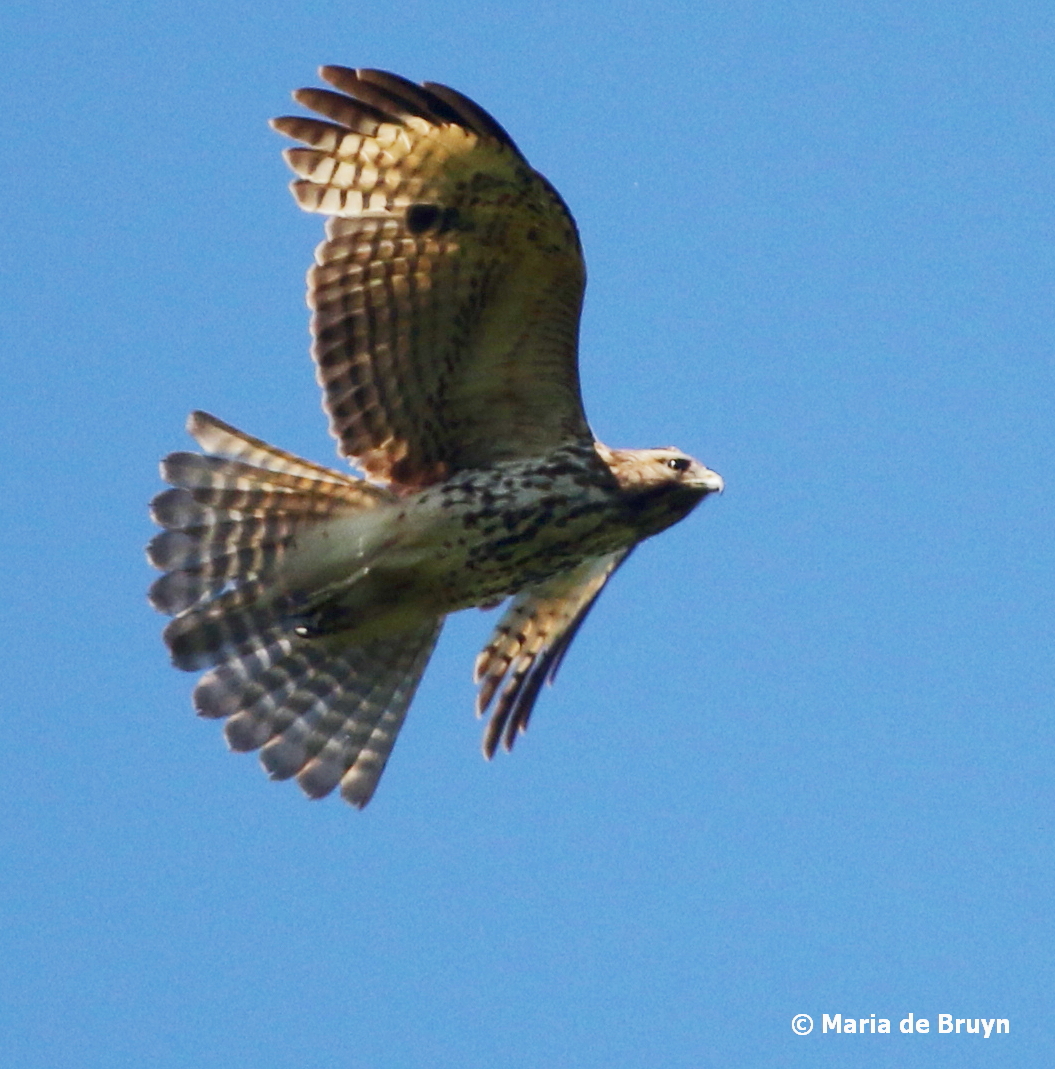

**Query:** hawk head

left=600, top=445, right=724, bottom=540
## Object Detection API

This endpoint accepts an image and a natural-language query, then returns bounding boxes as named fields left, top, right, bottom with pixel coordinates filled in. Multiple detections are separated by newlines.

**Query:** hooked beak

left=695, top=466, right=724, bottom=495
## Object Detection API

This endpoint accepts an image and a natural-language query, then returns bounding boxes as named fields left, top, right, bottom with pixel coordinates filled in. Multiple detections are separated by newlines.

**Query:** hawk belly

left=283, top=452, right=637, bottom=641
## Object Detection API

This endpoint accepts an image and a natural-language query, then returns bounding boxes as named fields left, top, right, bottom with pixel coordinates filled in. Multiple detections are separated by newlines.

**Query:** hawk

left=148, top=67, right=723, bottom=808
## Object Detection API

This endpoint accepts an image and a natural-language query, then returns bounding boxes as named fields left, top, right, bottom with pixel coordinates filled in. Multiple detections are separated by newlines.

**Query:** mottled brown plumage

left=148, top=67, right=723, bottom=808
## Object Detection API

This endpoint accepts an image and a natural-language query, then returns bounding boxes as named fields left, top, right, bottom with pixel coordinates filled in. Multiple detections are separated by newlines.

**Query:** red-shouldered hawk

left=148, top=67, right=723, bottom=807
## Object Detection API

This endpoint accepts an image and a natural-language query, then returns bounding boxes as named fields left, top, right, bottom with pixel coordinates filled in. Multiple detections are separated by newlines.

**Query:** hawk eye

left=666, top=457, right=691, bottom=472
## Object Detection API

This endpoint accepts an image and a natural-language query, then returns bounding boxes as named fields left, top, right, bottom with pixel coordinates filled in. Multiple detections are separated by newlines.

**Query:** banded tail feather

left=195, top=618, right=441, bottom=807
left=149, top=411, right=391, bottom=661
left=149, top=411, right=440, bottom=807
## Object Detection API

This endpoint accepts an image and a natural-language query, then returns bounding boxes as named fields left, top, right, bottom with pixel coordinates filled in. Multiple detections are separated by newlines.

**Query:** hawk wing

left=271, top=66, right=592, bottom=488
left=474, top=550, right=631, bottom=757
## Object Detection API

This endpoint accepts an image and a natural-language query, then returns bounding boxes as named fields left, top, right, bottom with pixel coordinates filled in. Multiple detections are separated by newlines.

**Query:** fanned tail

left=148, top=411, right=392, bottom=669
left=149, top=412, right=439, bottom=807
left=195, top=617, right=442, bottom=807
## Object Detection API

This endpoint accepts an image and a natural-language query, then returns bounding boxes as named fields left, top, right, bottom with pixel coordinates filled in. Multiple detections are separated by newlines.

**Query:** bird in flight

left=148, top=66, right=723, bottom=808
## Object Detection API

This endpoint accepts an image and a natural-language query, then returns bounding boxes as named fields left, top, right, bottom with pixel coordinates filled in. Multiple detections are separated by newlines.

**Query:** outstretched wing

left=474, top=550, right=631, bottom=757
left=272, top=66, right=592, bottom=488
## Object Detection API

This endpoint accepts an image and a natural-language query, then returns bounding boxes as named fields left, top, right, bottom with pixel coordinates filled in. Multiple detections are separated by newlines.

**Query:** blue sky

left=2, top=2, right=1052, bottom=1066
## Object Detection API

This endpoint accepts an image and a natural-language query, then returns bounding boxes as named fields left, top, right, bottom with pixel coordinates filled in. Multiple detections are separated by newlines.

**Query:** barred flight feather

left=475, top=550, right=629, bottom=757
left=271, top=65, right=591, bottom=486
